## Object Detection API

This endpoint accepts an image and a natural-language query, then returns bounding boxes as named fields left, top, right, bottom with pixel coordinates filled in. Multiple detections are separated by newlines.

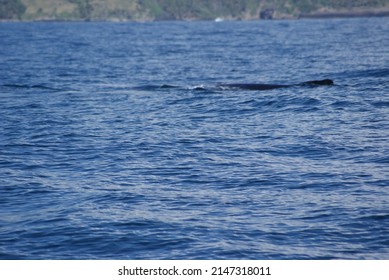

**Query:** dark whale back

left=219, top=79, right=334, bottom=91
left=133, top=79, right=334, bottom=92
left=299, top=79, right=334, bottom=86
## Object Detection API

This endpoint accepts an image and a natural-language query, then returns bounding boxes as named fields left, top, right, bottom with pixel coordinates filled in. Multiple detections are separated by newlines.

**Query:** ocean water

left=0, top=18, right=388, bottom=260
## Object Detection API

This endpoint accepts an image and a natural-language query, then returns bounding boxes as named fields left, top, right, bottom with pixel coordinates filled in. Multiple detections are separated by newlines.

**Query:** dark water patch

left=370, top=155, right=389, bottom=164
left=0, top=252, right=29, bottom=260
left=370, top=101, right=389, bottom=108
left=359, top=214, right=389, bottom=222
left=330, top=100, right=364, bottom=110
left=339, top=67, right=389, bottom=79
left=2, top=83, right=61, bottom=91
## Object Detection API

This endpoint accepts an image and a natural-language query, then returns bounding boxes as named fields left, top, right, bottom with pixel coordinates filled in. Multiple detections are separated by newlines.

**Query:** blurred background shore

left=2, top=0, right=389, bottom=22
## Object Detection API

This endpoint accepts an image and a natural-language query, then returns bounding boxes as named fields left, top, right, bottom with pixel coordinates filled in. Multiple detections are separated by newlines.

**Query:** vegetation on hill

left=1, top=0, right=389, bottom=21
left=0, top=0, right=26, bottom=19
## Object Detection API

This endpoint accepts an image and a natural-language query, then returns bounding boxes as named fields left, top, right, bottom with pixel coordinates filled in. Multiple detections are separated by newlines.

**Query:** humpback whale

left=133, top=79, right=334, bottom=92
left=218, top=79, right=334, bottom=91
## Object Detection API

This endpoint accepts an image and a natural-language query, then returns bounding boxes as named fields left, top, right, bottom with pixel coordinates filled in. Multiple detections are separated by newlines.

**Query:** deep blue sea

left=0, top=18, right=388, bottom=260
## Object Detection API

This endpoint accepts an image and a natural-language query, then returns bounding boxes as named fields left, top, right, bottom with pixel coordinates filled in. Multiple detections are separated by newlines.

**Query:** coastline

left=2, top=0, right=389, bottom=22
left=300, top=9, right=389, bottom=19
left=1, top=9, right=389, bottom=23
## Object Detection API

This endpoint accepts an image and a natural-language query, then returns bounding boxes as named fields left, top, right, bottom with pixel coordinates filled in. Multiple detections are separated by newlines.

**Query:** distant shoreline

left=300, top=10, right=389, bottom=19
left=1, top=10, right=389, bottom=23
left=3, top=0, right=389, bottom=23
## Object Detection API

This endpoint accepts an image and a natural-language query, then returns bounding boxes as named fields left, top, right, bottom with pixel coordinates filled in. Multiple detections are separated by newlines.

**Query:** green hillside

left=1, top=0, right=389, bottom=21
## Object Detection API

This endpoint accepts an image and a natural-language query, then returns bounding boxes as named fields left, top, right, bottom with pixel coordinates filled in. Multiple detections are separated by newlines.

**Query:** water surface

left=0, top=18, right=388, bottom=259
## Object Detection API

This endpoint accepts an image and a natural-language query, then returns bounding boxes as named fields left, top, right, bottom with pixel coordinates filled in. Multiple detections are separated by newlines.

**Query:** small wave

left=2, top=83, right=59, bottom=91
left=330, top=100, right=361, bottom=110
left=188, top=85, right=206, bottom=90
left=371, top=101, right=389, bottom=108
left=338, top=68, right=389, bottom=79
left=373, top=156, right=389, bottom=164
